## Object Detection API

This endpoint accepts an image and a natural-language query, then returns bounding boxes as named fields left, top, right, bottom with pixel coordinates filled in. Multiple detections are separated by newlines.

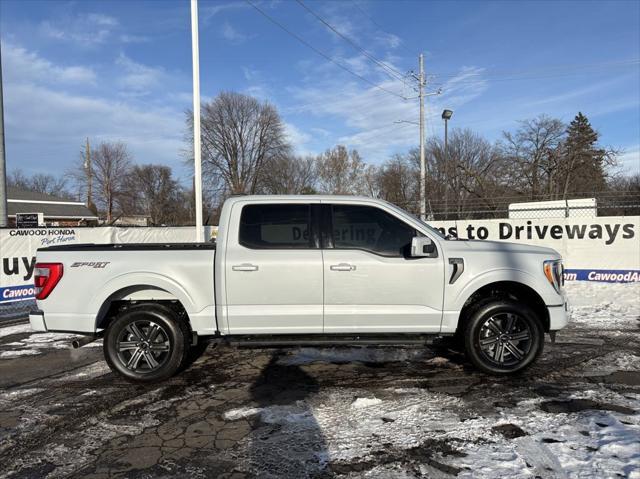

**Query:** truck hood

left=448, top=239, right=560, bottom=258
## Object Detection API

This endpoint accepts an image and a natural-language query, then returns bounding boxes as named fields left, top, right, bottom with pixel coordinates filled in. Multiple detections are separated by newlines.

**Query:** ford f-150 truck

left=29, top=195, right=568, bottom=382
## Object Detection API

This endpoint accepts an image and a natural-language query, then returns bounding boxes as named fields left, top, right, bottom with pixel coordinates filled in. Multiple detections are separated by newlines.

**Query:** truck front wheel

left=464, top=300, right=544, bottom=374
left=104, top=304, right=190, bottom=383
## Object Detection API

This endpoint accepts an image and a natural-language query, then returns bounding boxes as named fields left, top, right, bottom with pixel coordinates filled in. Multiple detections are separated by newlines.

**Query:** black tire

left=463, top=299, right=544, bottom=375
left=104, top=303, right=190, bottom=383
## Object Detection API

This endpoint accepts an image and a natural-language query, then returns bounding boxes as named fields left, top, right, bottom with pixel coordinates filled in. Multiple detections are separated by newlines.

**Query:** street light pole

left=441, top=109, right=453, bottom=221
left=418, top=53, right=426, bottom=221
left=191, top=0, right=204, bottom=242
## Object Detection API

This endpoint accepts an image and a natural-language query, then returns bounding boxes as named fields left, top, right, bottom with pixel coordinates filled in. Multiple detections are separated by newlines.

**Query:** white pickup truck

left=30, top=195, right=568, bottom=382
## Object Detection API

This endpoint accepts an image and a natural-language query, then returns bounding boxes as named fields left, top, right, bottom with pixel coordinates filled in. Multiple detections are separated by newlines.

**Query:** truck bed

left=33, top=244, right=217, bottom=335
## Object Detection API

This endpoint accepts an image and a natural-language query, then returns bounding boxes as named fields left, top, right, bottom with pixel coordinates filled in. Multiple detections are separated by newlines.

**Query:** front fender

left=449, top=268, right=559, bottom=312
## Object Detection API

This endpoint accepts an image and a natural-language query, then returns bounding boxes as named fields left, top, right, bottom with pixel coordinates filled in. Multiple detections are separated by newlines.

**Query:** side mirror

left=411, top=236, right=437, bottom=258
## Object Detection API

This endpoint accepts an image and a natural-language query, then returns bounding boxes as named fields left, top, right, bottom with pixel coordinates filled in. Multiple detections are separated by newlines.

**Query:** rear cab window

left=239, top=204, right=315, bottom=249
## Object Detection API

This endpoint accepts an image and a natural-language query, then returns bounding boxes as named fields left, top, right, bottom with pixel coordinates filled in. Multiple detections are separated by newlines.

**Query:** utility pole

left=191, top=0, right=204, bottom=242
left=418, top=53, right=426, bottom=222
left=0, top=42, right=8, bottom=227
left=84, top=138, right=93, bottom=208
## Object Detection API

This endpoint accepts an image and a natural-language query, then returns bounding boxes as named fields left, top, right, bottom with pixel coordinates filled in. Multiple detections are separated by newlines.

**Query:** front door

left=225, top=202, right=323, bottom=334
left=322, top=203, right=444, bottom=333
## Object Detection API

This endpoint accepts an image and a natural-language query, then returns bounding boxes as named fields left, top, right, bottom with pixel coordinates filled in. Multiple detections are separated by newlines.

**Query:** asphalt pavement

left=0, top=316, right=638, bottom=478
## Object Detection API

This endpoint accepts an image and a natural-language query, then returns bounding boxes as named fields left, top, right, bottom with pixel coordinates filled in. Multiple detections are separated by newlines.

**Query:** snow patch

left=0, top=349, right=41, bottom=358
left=351, top=397, right=383, bottom=409
left=565, top=282, right=640, bottom=330
left=0, top=323, right=31, bottom=338
left=568, top=352, right=640, bottom=376
left=224, top=407, right=263, bottom=421
left=0, top=388, right=44, bottom=401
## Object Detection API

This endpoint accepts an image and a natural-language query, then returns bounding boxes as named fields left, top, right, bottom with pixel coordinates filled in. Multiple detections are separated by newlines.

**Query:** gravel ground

left=0, top=283, right=638, bottom=478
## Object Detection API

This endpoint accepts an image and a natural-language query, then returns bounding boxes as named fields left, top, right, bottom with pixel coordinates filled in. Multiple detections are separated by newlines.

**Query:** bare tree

left=315, top=145, right=367, bottom=194
left=259, top=155, right=317, bottom=194
left=8, top=169, right=71, bottom=198
left=122, top=164, right=187, bottom=225
left=375, top=154, right=418, bottom=212
left=194, top=92, right=290, bottom=197
left=69, top=141, right=132, bottom=222
left=501, top=115, right=565, bottom=199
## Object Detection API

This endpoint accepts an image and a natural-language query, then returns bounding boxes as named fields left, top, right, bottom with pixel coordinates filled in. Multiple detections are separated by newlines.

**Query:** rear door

left=322, top=203, right=444, bottom=333
left=224, top=202, right=323, bottom=334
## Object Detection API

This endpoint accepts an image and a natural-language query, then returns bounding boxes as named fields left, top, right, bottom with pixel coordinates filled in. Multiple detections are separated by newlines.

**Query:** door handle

left=232, top=263, right=259, bottom=272
left=330, top=263, right=356, bottom=271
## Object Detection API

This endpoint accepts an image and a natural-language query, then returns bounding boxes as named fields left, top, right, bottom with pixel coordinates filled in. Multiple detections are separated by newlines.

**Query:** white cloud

left=2, top=44, right=186, bottom=176
left=2, top=42, right=96, bottom=85
left=4, top=82, right=185, bottom=173
left=115, top=53, right=166, bottom=93
left=285, top=60, right=488, bottom=162
left=40, top=13, right=120, bottom=46
left=119, top=34, right=150, bottom=44
left=220, top=21, right=250, bottom=44
left=202, top=2, right=248, bottom=22
left=376, top=32, right=402, bottom=50
left=283, top=122, right=313, bottom=156
left=618, top=147, right=640, bottom=174
left=85, top=13, right=119, bottom=27
left=242, top=66, right=260, bottom=82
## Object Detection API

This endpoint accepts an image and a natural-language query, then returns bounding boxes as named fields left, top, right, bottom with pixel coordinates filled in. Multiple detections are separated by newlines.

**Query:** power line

left=351, top=1, right=414, bottom=58
left=349, top=121, right=415, bottom=137
left=245, top=0, right=407, bottom=100
left=282, top=89, right=401, bottom=114
left=295, top=0, right=407, bottom=82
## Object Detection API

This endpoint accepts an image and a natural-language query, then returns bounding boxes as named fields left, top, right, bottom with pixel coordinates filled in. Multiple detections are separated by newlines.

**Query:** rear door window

left=239, top=204, right=314, bottom=249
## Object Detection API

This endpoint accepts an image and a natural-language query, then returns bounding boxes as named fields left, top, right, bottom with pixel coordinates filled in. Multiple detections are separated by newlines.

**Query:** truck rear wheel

left=464, top=299, right=544, bottom=374
left=104, top=304, right=190, bottom=383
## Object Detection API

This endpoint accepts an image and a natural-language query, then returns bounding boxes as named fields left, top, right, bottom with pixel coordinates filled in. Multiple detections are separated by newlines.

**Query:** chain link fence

left=423, top=193, right=640, bottom=221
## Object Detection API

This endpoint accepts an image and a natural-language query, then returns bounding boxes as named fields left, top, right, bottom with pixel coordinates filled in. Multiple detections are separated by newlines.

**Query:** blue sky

left=1, top=0, right=639, bottom=184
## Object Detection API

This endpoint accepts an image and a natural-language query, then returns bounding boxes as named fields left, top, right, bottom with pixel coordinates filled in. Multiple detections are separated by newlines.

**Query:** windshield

left=417, top=218, right=447, bottom=239
left=383, top=201, right=447, bottom=239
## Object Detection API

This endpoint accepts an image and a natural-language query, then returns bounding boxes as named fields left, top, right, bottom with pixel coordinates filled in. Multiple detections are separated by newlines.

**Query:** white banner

left=429, top=216, right=640, bottom=283
left=0, top=226, right=217, bottom=303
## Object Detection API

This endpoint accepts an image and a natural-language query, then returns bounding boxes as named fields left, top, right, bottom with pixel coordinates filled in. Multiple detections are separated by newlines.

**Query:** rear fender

left=92, top=272, right=196, bottom=329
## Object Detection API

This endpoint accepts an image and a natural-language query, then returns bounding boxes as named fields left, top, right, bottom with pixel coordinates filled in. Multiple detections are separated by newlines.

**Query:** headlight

left=544, top=259, right=563, bottom=294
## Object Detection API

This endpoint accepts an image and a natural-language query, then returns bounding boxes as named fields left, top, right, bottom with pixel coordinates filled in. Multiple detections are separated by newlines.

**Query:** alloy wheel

left=116, top=320, right=171, bottom=373
left=477, top=312, right=532, bottom=367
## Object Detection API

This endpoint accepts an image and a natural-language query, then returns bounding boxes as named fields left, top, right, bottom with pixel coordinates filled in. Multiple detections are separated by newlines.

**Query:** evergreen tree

left=561, top=112, right=609, bottom=197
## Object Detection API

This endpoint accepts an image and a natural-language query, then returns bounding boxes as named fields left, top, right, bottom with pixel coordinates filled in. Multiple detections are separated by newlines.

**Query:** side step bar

left=214, top=334, right=447, bottom=349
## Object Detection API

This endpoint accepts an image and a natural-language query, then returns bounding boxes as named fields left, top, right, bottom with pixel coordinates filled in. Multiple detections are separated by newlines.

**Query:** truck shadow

left=247, top=352, right=329, bottom=478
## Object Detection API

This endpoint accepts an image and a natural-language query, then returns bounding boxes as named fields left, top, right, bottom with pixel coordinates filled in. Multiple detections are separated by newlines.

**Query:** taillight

left=34, top=263, right=63, bottom=300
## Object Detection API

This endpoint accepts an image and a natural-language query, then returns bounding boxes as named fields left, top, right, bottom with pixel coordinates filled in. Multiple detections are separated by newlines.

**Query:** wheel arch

left=93, top=275, right=195, bottom=331
left=457, top=280, right=550, bottom=333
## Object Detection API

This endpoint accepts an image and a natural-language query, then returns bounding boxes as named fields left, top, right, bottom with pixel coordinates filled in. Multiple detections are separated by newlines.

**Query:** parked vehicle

left=30, top=195, right=569, bottom=382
